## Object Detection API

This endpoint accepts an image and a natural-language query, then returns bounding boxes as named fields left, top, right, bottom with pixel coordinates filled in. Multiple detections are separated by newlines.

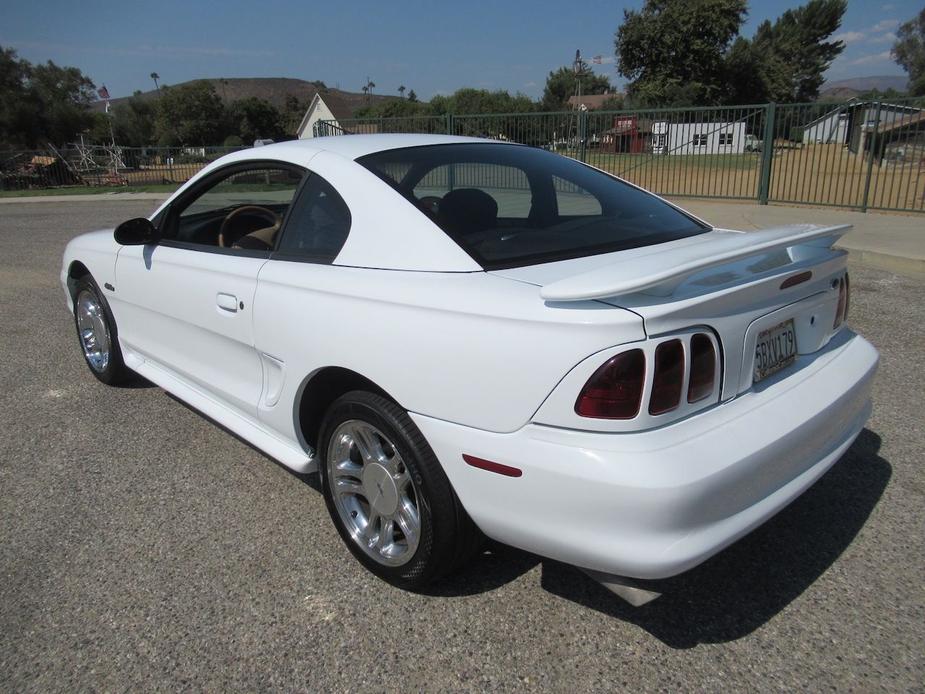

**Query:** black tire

left=318, top=390, right=481, bottom=589
left=72, top=274, right=131, bottom=385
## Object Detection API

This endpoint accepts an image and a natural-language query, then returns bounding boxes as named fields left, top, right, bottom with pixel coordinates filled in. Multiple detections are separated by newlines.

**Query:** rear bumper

left=411, top=330, right=878, bottom=579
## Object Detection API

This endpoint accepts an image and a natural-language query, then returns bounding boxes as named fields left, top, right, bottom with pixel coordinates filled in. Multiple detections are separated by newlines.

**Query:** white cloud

left=523, top=81, right=537, bottom=88
left=868, top=31, right=897, bottom=44
left=872, top=18, right=900, bottom=32
left=833, top=30, right=866, bottom=44
left=849, top=51, right=893, bottom=66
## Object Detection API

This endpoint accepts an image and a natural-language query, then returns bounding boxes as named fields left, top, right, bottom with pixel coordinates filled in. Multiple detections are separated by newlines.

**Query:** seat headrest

left=437, top=188, right=498, bottom=238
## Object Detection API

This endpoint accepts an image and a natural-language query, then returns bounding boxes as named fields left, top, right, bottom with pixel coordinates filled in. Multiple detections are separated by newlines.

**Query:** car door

left=251, top=171, right=352, bottom=437
left=114, top=162, right=306, bottom=417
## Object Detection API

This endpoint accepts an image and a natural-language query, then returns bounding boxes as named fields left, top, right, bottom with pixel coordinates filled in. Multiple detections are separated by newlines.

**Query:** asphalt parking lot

left=1, top=200, right=923, bottom=691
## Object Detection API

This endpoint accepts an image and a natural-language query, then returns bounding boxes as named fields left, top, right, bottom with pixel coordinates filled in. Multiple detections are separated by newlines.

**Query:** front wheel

left=72, top=275, right=131, bottom=385
left=318, top=390, right=481, bottom=589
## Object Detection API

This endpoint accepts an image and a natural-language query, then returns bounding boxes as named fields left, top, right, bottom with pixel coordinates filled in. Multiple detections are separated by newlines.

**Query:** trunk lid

left=490, top=225, right=851, bottom=400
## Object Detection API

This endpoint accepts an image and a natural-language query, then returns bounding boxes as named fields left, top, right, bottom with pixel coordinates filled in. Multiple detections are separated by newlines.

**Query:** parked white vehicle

left=61, top=135, right=878, bottom=604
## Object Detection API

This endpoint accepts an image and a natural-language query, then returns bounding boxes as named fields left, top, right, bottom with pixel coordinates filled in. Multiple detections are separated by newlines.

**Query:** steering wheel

left=218, top=205, right=280, bottom=248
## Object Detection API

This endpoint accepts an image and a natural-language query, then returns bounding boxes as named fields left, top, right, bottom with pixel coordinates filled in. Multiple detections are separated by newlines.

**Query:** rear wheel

left=73, top=275, right=130, bottom=385
left=318, top=390, right=480, bottom=589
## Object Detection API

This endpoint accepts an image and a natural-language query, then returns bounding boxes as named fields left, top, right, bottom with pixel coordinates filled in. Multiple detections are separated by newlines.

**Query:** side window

left=413, top=163, right=533, bottom=219
left=170, top=165, right=303, bottom=250
left=554, top=175, right=602, bottom=217
left=275, top=173, right=351, bottom=262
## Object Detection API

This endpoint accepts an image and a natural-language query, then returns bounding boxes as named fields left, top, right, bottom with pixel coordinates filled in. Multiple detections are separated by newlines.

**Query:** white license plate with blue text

left=754, top=319, right=797, bottom=382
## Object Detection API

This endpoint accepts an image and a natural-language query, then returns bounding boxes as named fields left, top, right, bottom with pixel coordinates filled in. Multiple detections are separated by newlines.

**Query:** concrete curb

left=0, top=193, right=169, bottom=204
left=3, top=194, right=922, bottom=277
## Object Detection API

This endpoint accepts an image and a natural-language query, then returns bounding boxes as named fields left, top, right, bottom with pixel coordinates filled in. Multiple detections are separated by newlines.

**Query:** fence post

left=445, top=113, right=454, bottom=135
left=578, top=109, right=588, bottom=162
left=758, top=102, right=776, bottom=204
left=860, top=101, right=882, bottom=213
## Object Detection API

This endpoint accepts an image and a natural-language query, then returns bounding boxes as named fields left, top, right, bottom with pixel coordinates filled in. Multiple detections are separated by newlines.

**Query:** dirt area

left=583, top=144, right=925, bottom=212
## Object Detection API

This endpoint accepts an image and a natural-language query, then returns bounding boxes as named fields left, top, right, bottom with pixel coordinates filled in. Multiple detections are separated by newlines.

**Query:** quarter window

left=275, top=173, right=351, bottom=262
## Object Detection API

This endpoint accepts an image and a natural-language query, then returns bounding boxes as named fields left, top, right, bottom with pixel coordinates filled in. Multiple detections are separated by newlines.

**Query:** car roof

left=242, top=134, right=517, bottom=166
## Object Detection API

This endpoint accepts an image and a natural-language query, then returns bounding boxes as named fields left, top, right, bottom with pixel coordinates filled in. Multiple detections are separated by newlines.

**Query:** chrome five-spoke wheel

left=75, top=289, right=111, bottom=373
left=326, top=419, right=421, bottom=567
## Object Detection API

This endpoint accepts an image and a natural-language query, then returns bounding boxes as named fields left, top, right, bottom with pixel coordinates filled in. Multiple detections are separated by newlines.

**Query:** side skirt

left=126, top=350, right=317, bottom=475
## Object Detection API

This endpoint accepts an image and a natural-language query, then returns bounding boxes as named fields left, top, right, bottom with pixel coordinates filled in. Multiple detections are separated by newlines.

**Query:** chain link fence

left=5, top=99, right=924, bottom=214
left=0, top=145, right=247, bottom=191
left=318, top=98, right=925, bottom=214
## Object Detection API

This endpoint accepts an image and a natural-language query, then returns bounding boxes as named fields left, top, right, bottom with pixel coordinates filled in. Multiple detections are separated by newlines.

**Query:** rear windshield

left=357, top=143, right=710, bottom=270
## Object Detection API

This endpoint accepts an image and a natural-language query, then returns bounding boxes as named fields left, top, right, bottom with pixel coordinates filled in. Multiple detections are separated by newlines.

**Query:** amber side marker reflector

left=463, top=454, right=523, bottom=478
left=780, top=270, right=812, bottom=290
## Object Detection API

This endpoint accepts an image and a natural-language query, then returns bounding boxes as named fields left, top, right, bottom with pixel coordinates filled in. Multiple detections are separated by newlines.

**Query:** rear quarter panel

left=252, top=262, right=645, bottom=437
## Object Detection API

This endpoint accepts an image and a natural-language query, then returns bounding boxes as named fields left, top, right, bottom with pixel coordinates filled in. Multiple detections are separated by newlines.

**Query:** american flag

left=592, top=55, right=603, bottom=65
left=97, top=85, right=110, bottom=100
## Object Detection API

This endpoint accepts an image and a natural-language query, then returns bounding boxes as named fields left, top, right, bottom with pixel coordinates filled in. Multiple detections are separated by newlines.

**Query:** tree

left=615, top=0, right=746, bottom=106
left=737, top=0, right=847, bottom=103
left=426, top=88, right=535, bottom=115
left=0, top=46, right=37, bottom=146
left=541, top=64, right=611, bottom=111
left=893, top=8, right=925, bottom=96
left=107, top=91, right=156, bottom=146
left=150, top=72, right=160, bottom=90
left=407, top=89, right=418, bottom=102
left=0, top=46, right=97, bottom=146
left=398, top=84, right=406, bottom=99
left=229, top=97, right=284, bottom=143
left=153, top=81, right=228, bottom=146
left=282, top=94, right=307, bottom=135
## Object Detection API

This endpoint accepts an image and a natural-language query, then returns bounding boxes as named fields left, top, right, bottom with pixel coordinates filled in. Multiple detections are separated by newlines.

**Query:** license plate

left=753, top=319, right=797, bottom=382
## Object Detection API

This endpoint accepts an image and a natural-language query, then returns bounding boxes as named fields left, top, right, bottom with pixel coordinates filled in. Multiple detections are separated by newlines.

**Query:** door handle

left=217, top=292, right=238, bottom=313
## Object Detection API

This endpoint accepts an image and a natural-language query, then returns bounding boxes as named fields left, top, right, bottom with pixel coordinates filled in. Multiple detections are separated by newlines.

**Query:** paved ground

left=675, top=198, right=925, bottom=279
left=1, top=200, right=923, bottom=691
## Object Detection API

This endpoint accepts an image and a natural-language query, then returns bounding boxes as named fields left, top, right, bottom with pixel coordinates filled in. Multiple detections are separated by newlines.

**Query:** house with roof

left=566, top=91, right=623, bottom=111
left=297, top=91, right=388, bottom=138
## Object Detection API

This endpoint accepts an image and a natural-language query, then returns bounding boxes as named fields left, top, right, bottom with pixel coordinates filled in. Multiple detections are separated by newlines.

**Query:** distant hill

left=818, top=75, right=909, bottom=101
left=91, top=77, right=397, bottom=114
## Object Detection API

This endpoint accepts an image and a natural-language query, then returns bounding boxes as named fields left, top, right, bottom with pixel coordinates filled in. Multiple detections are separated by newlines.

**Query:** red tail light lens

left=834, top=274, right=849, bottom=328
left=649, top=339, right=684, bottom=415
left=687, top=333, right=716, bottom=403
left=575, top=349, right=645, bottom=419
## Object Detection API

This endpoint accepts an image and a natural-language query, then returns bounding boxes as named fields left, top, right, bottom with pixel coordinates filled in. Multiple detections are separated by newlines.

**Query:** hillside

left=91, top=77, right=397, bottom=114
left=818, top=75, right=909, bottom=101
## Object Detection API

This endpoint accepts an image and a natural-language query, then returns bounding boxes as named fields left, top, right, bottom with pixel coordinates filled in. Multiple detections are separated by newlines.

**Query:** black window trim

left=154, top=159, right=309, bottom=258
left=269, top=170, right=353, bottom=266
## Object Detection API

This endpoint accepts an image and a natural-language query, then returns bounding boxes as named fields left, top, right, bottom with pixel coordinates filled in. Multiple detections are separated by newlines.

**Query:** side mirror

left=114, top=217, right=160, bottom=246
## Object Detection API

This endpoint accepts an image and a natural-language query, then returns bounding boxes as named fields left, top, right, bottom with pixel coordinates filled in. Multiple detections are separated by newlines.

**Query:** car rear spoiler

left=539, top=224, right=852, bottom=302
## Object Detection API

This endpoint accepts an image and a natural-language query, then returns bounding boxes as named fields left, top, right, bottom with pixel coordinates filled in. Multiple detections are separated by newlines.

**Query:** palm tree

left=398, top=84, right=406, bottom=99
left=150, top=72, right=160, bottom=90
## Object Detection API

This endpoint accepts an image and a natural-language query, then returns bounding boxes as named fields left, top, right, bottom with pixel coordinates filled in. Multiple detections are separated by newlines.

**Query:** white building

left=296, top=93, right=349, bottom=139
left=802, top=108, right=850, bottom=144
left=651, top=121, right=746, bottom=155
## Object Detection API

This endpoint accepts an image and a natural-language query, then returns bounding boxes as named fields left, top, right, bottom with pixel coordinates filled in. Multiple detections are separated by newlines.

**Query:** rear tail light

left=576, top=333, right=720, bottom=421
left=687, top=333, right=716, bottom=403
left=834, top=273, right=849, bottom=328
left=648, top=339, right=684, bottom=415
left=575, top=349, right=645, bottom=419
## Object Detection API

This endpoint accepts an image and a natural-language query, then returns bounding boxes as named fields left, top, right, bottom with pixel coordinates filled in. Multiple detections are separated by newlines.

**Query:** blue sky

left=0, top=0, right=915, bottom=100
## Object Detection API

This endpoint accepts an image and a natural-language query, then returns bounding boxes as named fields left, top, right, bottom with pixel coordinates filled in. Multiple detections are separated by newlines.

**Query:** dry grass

left=583, top=144, right=925, bottom=212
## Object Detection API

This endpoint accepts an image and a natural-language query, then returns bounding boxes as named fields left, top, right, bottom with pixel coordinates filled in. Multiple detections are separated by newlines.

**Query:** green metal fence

left=319, top=98, right=925, bottom=214
left=0, top=145, right=246, bottom=191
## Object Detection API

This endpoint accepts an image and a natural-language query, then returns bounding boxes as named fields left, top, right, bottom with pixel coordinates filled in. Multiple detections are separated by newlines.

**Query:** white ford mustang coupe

left=61, top=135, right=878, bottom=604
